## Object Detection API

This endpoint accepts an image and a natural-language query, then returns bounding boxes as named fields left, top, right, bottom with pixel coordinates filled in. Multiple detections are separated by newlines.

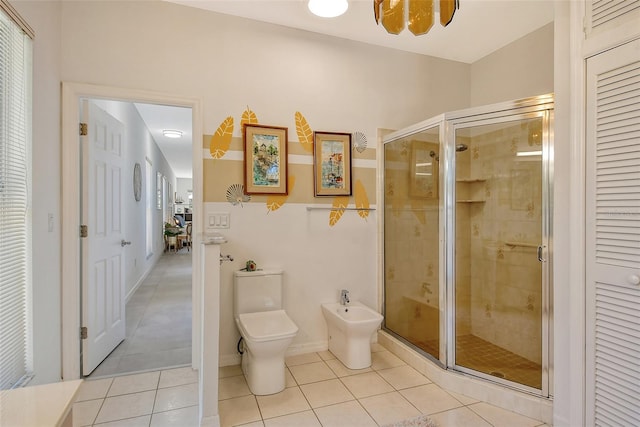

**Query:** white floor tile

left=339, top=371, right=394, bottom=398
left=429, top=407, right=492, bottom=427
left=95, top=390, right=156, bottom=424
left=219, top=375, right=251, bottom=400
left=313, top=400, right=378, bottom=427
left=399, top=384, right=463, bottom=415
left=256, top=387, right=311, bottom=419
left=75, top=378, right=113, bottom=402
left=288, top=361, right=336, bottom=385
left=94, top=415, right=152, bottom=427
left=219, top=365, right=243, bottom=379
left=284, top=352, right=322, bottom=367
left=159, top=366, right=198, bottom=388
left=376, top=365, right=430, bottom=390
left=72, top=399, right=103, bottom=427
left=150, top=405, right=199, bottom=427
left=153, top=382, right=199, bottom=412
left=300, top=379, right=354, bottom=408
left=263, top=410, right=321, bottom=427
left=219, top=395, right=261, bottom=427
left=325, top=358, right=372, bottom=378
left=358, top=391, right=421, bottom=426
left=371, top=351, right=406, bottom=370
left=467, top=402, right=543, bottom=427
left=107, top=371, right=160, bottom=397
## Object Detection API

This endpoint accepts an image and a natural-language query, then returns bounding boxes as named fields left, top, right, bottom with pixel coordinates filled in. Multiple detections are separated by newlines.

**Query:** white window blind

left=0, top=2, right=32, bottom=390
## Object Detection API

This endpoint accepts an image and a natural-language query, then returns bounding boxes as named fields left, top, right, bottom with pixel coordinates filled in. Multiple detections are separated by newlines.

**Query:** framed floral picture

left=243, top=124, right=288, bottom=195
left=313, top=131, right=352, bottom=196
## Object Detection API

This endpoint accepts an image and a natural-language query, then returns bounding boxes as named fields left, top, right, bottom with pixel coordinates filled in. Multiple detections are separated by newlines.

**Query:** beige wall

left=470, top=23, right=554, bottom=106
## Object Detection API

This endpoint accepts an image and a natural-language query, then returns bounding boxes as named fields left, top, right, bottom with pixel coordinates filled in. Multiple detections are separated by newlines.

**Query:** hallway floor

left=89, top=251, right=192, bottom=378
left=74, top=344, right=550, bottom=427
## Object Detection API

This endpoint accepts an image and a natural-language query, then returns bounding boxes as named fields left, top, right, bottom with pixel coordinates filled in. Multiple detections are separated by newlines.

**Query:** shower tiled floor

left=73, top=344, right=549, bottom=427
left=416, top=334, right=541, bottom=389
left=456, top=334, right=542, bottom=389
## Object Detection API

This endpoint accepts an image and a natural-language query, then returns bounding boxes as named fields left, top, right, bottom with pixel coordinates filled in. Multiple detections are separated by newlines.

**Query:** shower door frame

left=444, top=101, right=554, bottom=397
left=381, top=94, right=554, bottom=397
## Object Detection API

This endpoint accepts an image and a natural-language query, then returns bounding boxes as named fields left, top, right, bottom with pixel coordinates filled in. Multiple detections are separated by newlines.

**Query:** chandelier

left=374, top=0, right=459, bottom=36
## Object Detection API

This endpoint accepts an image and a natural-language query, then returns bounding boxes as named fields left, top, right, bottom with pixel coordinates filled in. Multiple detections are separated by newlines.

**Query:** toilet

left=233, top=269, right=298, bottom=395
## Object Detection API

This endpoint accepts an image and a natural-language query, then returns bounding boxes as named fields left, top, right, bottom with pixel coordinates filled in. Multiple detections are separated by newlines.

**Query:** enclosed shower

left=383, top=95, right=553, bottom=396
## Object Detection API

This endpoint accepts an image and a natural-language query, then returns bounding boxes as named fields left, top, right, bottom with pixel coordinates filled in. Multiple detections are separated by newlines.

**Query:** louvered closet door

left=585, top=38, right=640, bottom=427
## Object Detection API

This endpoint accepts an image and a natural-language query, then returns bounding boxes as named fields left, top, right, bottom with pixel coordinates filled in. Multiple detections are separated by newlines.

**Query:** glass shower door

left=452, top=114, right=548, bottom=391
left=384, top=125, right=442, bottom=361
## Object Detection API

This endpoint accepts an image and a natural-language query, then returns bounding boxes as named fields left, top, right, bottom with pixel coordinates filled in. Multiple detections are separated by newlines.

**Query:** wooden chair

left=185, top=223, right=192, bottom=252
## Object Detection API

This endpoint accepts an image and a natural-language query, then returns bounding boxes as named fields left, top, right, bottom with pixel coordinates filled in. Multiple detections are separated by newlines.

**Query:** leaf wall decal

left=354, top=180, right=370, bottom=219
left=241, top=106, right=258, bottom=128
left=266, top=176, right=296, bottom=213
left=329, top=196, right=349, bottom=227
left=295, top=111, right=314, bottom=153
left=210, top=116, right=234, bottom=159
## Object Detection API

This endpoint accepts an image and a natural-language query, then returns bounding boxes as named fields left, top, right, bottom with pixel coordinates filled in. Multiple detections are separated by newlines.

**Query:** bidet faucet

left=340, top=289, right=350, bottom=305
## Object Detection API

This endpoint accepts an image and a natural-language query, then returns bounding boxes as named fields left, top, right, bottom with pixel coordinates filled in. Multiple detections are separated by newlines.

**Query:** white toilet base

left=242, top=347, right=286, bottom=395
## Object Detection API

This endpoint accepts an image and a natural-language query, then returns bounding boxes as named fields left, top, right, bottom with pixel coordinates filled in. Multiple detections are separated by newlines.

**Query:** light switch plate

left=208, top=212, right=230, bottom=229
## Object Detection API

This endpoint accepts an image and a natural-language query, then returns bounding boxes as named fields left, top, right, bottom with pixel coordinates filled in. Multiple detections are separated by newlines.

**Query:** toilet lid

left=238, top=310, right=298, bottom=342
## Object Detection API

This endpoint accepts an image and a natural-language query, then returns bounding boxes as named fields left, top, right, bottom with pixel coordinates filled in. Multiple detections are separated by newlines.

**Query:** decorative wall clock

left=133, top=162, right=142, bottom=202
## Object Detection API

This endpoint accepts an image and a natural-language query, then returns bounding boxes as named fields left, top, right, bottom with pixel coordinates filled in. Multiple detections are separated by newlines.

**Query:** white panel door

left=81, top=101, right=126, bottom=376
left=585, top=38, right=640, bottom=426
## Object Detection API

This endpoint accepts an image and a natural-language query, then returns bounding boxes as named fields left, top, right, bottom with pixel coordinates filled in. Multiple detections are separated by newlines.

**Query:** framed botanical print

left=243, top=124, right=288, bottom=195
left=313, top=131, right=352, bottom=196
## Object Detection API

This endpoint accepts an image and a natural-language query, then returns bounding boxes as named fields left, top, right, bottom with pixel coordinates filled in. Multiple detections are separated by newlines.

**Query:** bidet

left=321, top=301, right=383, bottom=369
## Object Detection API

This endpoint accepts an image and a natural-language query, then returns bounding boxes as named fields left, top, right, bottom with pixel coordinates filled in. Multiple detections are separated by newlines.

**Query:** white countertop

left=0, top=379, right=82, bottom=427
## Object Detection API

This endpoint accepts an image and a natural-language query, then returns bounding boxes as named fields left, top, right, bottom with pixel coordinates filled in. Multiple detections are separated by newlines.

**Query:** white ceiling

left=134, top=103, right=193, bottom=179
left=168, top=0, right=554, bottom=64
left=142, top=0, right=554, bottom=178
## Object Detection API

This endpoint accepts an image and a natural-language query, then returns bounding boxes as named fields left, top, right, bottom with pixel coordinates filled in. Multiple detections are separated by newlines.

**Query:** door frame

left=61, top=82, right=203, bottom=380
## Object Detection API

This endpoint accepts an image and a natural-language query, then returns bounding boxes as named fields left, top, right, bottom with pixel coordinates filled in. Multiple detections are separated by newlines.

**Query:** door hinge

left=80, top=225, right=88, bottom=238
left=80, top=327, right=88, bottom=340
left=79, top=122, right=88, bottom=136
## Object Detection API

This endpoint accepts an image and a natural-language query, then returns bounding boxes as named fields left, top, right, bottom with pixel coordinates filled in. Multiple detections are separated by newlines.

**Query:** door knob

left=121, top=239, right=132, bottom=247
left=629, top=275, right=640, bottom=286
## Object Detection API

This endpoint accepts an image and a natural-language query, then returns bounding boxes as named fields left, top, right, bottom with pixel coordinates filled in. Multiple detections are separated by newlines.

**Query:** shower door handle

left=537, top=245, right=545, bottom=262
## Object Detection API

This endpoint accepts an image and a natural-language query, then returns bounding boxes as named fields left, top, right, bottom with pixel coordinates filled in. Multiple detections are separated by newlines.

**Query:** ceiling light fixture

left=163, top=129, right=183, bottom=139
left=374, top=0, right=459, bottom=36
left=308, top=0, right=348, bottom=18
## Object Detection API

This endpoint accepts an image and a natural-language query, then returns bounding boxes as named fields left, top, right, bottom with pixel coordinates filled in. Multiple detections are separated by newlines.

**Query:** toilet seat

left=237, top=310, right=298, bottom=343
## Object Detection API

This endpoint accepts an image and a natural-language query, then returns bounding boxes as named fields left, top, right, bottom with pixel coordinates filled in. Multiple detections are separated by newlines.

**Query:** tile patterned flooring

left=416, top=335, right=542, bottom=389
left=89, top=251, right=193, bottom=378
left=74, top=344, right=550, bottom=427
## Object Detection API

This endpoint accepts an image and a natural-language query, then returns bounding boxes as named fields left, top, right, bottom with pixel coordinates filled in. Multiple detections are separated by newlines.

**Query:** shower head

left=455, top=143, right=468, bottom=152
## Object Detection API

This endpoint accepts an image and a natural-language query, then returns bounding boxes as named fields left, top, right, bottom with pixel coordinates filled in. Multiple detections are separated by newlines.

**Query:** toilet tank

left=233, top=269, right=284, bottom=316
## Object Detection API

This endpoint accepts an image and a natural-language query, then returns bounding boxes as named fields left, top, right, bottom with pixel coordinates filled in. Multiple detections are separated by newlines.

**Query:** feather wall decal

left=241, top=106, right=258, bottom=128
left=354, top=180, right=370, bottom=220
left=295, top=111, right=314, bottom=153
left=226, top=184, right=251, bottom=206
left=210, top=116, right=234, bottom=159
left=353, top=131, right=367, bottom=153
left=329, top=196, right=349, bottom=227
left=266, top=176, right=295, bottom=213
